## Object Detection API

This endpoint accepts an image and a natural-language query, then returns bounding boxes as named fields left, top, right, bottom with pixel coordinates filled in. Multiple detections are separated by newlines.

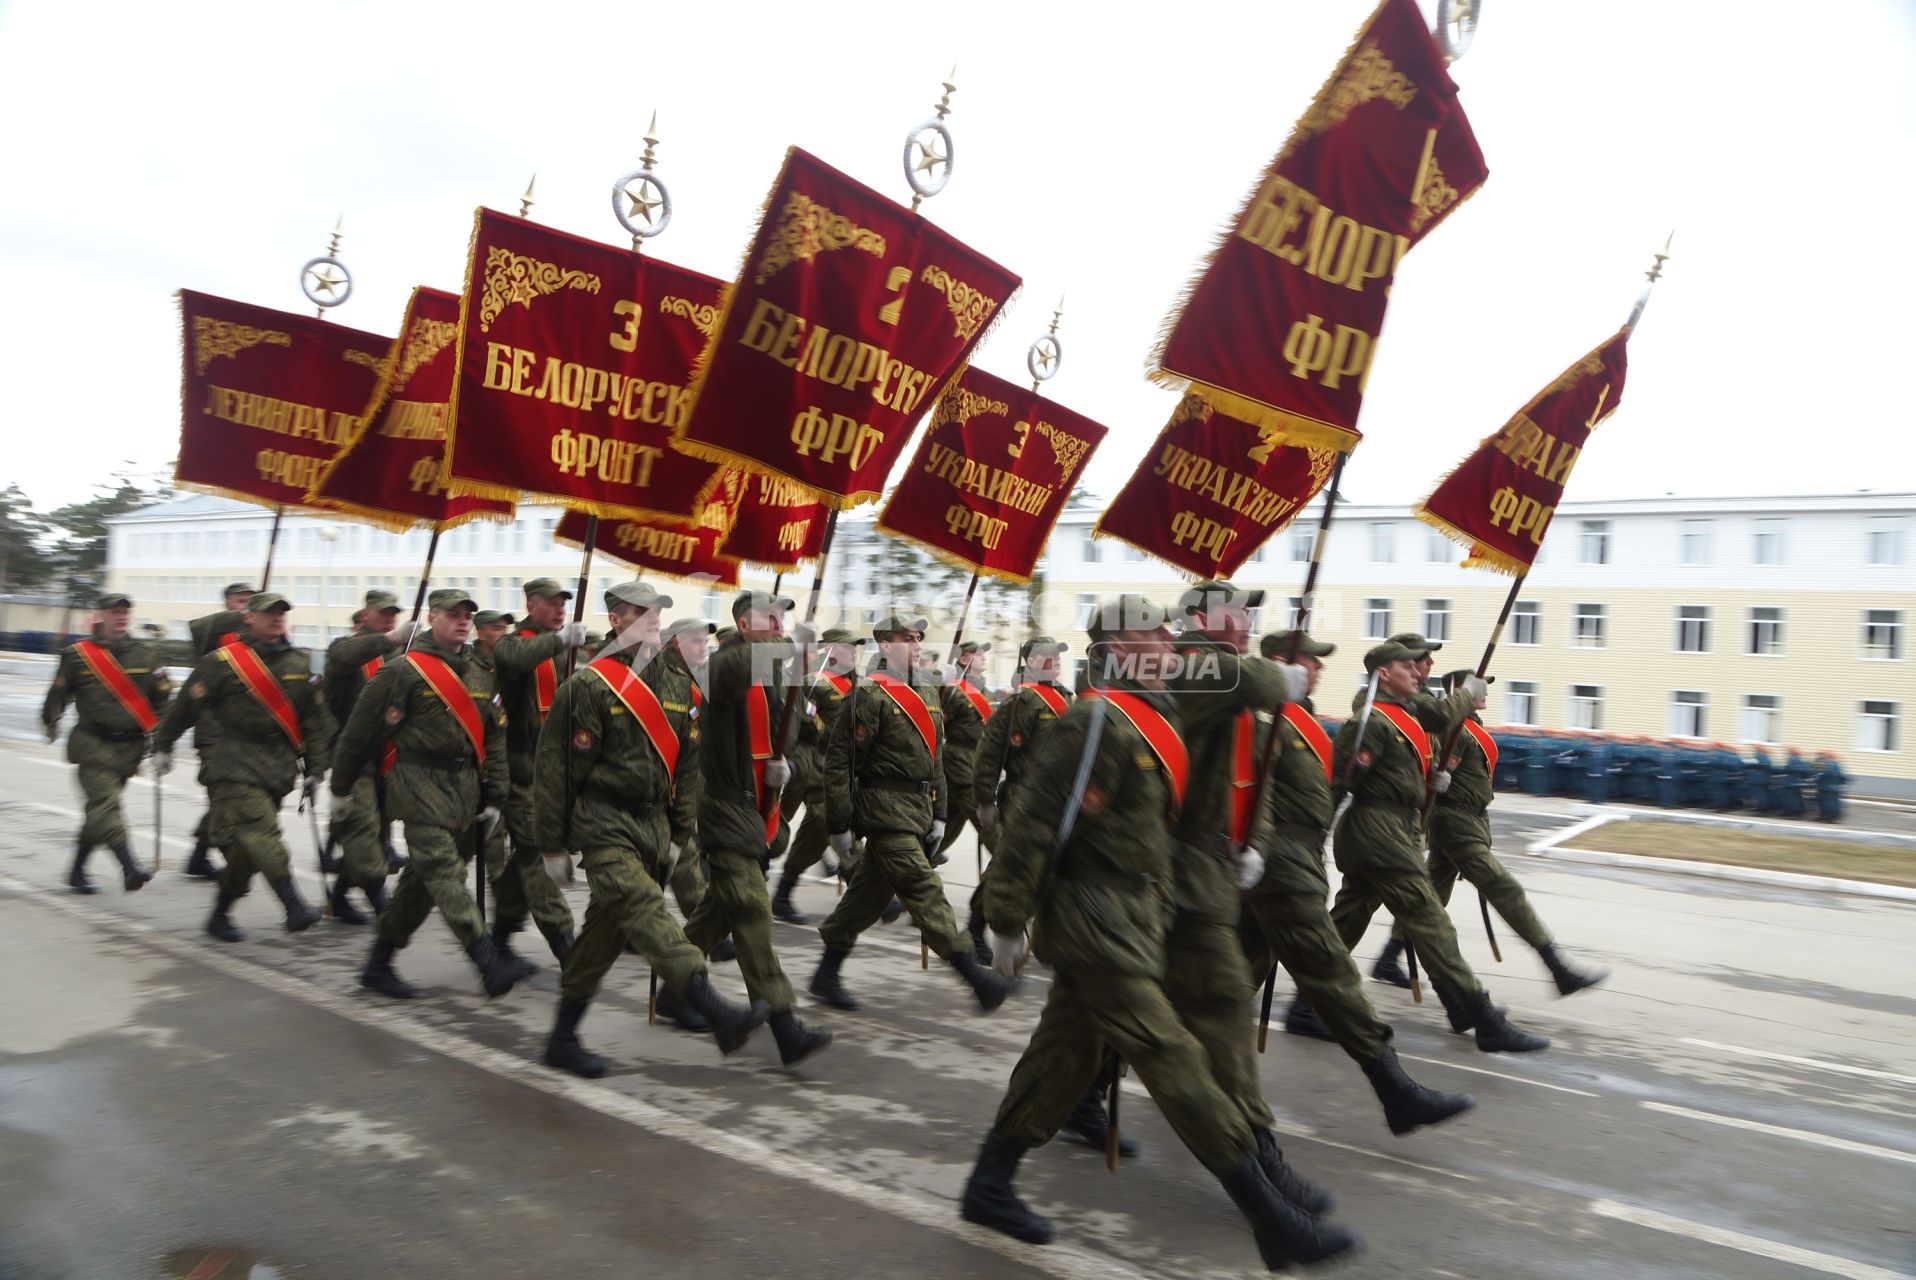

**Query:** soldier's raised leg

left=205, top=783, right=318, bottom=942
left=363, top=820, right=519, bottom=999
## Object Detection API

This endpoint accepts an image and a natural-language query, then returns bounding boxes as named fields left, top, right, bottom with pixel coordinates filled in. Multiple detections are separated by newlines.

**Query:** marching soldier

left=340, top=588, right=520, bottom=997
left=930, top=640, right=992, bottom=868
left=772, top=627, right=864, bottom=924
left=491, top=578, right=592, bottom=967
left=43, top=590, right=170, bottom=894
left=319, top=588, right=409, bottom=924
left=154, top=592, right=331, bottom=941
left=965, top=637, right=1072, bottom=958
left=1242, top=630, right=1475, bottom=1136
left=178, top=580, right=256, bottom=879
left=1329, top=642, right=1548, bottom=1052
left=472, top=608, right=515, bottom=904
left=679, top=591, right=832, bottom=1066
left=808, top=614, right=1012, bottom=1014
left=1372, top=669, right=1606, bottom=999
left=962, top=596, right=1358, bottom=1270
left=540, top=581, right=769, bottom=1076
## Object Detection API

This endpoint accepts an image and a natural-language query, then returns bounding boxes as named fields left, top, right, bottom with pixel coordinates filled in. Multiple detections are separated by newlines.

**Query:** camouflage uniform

left=43, top=613, right=171, bottom=889
left=321, top=611, right=401, bottom=897
left=932, top=648, right=991, bottom=865
left=772, top=642, right=858, bottom=919
left=964, top=659, right=1073, bottom=945
left=640, top=639, right=707, bottom=919
left=334, top=632, right=506, bottom=954
left=492, top=610, right=580, bottom=950
left=156, top=602, right=334, bottom=934
left=182, top=602, right=247, bottom=869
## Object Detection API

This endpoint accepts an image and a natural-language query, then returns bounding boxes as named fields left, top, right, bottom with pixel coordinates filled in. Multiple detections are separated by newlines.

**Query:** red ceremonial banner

left=675, top=147, right=1022, bottom=508
left=555, top=482, right=742, bottom=589
left=176, top=290, right=391, bottom=510
left=716, top=469, right=830, bottom=571
left=1150, top=0, right=1487, bottom=452
left=875, top=367, right=1106, bottom=583
left=1416, top=328, right=1628, bottom=574
left=307, top=286, right=514, bottom=531
left=442, top=208, right=724, bottom=521
left=1096, top=394, right=1337, bottom=580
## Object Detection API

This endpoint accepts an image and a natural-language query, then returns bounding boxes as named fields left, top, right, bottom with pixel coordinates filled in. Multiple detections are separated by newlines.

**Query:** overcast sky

left=3, top=0, right=1913, bottom=515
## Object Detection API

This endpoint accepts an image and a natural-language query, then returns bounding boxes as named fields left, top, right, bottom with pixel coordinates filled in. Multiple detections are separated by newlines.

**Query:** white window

left=1670, top=690, right=1707, bottom=738
left=1245, top=605, right=1263, bottom=634
left=1289, top=526, right=1313, bottom=562
left=1284, top=595, right=1306, bottom=630
left=1369, top=523, right=1395, bottom=563
left=1679, top=519, right=1712, bottom=565
left=1426, top=527, right=1453, bottom=562
left=294, top=576, right=320, bottom=607
left=1863, top=609, right=1904, bottom=660
left=1511, top=600, right=1540, bottom=646
left=1569, top=684, right=1603, bottom=730
left=1866, top=516, right=1905, bottom=566
left=327, top=578, right=354, bottom=607
left=1675, top=605, right=1710, bottom=653
left=1363, top=597, right=1392, bottom=640
left=1573, top=603, right=1606, bottom=648
left=154, top=575, right=171, bottom=603
left=1075, top=593, right=1098, bottom=629
left=1859, top=701, right=1901, bottom=753
left=489, top=577, right=506, bottom=610
left=1743, top=694, right=1781, bottom=744
left=292, top=624, right=320, bottom=649
left=1082, top=528, right=1102, bottom=564
left=1579, top=519, right=1611, bottom=565
left=1506, top=680, right=1537, bottom=725
left=1748, top=606, right=1786, bottom=656
left=1753, top=518, right=1786, bottom=565
left=1422, top=598, right=1451, bottom=643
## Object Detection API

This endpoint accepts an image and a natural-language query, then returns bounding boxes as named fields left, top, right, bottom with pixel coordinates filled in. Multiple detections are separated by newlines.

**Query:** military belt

left=85, top=724, right=147, bottom=743
left=583, top=782, right=655, bottom=811
left=397, top=750, right=472, bottom=773
left=862, top=778, right=933, bottom=795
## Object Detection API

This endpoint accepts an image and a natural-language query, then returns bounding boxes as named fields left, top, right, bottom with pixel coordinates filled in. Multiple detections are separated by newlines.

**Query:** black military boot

left=183, top=833, right=221, bottom=880
left=360, top=937, right=417, bottom=998
left=1370, top=938, right=1413, bottom=988
left=1469, top=990, right=1549, bottom=1053
left=1430, top=975, right=1476, bottom=1034
left=1540, top=942, right=1608, bottom=996
left=546, top=927, right=573, bottom=965
left=1220, top=1156, right=1361, bottom=1270
left=965, top=905, right=993, bottom=967
left=383, top=839, right=407, bottom=873
left=1361, top=1045, right=1476, bottom=1135
left=364, top=880, right=389, bottom=918
left=544, top=997, right=606, bottom=1078
left=1060, top=1085, right=1140, bottom=1157
left=67, top=844, right=98, bottom=895
left=960, top=1131, right=1054, bottom=1244
left=1255, top=1129, right=1337, bottom=1215
left=880, top=895, right=904, bottom=925
left=327, top=876, right=369, bottom=925
left=682, top=972, right=769, bottom=1054
left=769, top=1009, right=833, bottom=1067
left=270, top=878, right=321, bottom=932
left=656, top=985, right=712, bottom=1033
left=708, top=937, right=737, bottom=963
left=491, top=917, right=538, bottom=981
left=206, top=891, right=245, bottom=943
left=809, top=948, right=860, bottom=1010
left=1284, top=996, right=1334, bottom=1042
left=771, top=871, right=808, bottom=925
left=466, top=936, right=523, bottom=998
left=111, top=844, right=153, bottom=892
left=952, top=949, right=1015, bottom=1012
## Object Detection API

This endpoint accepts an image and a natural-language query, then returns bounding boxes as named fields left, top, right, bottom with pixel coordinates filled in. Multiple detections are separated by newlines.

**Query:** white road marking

left=1641, top=1101, right=1916, bottom=1167
left=0, top=873, right=1153, bottom=1280
left=1589, top=1199, right=1910, bottom=1280
left=1682, top=1038, right=1916, bottom=1089
left=1267, top=1117, right=1477, bottom=1183
left=1399, top=1053, right=1599, bottom=1098
left=1523, top=811, right=1618, bottom=856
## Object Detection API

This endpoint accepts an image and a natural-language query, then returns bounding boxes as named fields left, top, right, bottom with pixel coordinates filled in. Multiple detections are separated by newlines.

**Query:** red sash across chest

left=219, top=638, right=302, bottom=751
left=585, top=657, right=677, bottom=777
left=406, top=652, right=486, bottom=763
left=1373, top=703, right=1430, bottom=777
left=1459, top=719, right=1498, bottom=776
left=960, top=681, right=992, bottom=723
left=1081, top=688, right=1188, bottom=814
left=1020, top=682, right=1068, bottom=716
left=518, top=628, right=557, bottom=722
left=1281, top=703, right=1335, bottom=782
left=362, top=655, right=397, bottom=775
left=744, top=684, right=782, bottom=846
left=74, top=640, right=158, bottom=733
left=869, top=672, right=938, bottom=757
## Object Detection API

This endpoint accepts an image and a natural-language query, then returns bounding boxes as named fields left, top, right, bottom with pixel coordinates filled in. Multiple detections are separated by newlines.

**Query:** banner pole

left=760, top=509, right=839, bottom=833
left=1254, top=452, right=1345, bottom=1051
left=1420, top=571, right=1524, bottom=827
left=944, top=570, right=981, bottom=664
left=565, top=516, right=598, bottom=680
left=408, top=527, right=443, bottom=626
left=259, top=505, right=286, bottom=592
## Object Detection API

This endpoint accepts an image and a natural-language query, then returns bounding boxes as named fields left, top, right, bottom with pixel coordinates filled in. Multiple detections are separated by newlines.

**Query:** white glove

left=1235, top=845, right=1267, bottom=890
left=1460, top=674, right=1488, bottom=701
left=1433, top=769, right=1453, bottom=794
left=43, top=722, right=58, bottom=744
left=762, top=758, right=791, bottom=789
left=829, top=830, right=854, bottom=856
left=976, top=803, right=1000, bottom=842
left=390, top=621, right=419, bottom=647
left=990, top=931, right=1028, bottom=980
left=329, top=787, right=356, bottom=819
left=302, top=774, right=323, bottom=805
left=479, top=805, right=503, bottom=835
left=557, top=621, right=589, bottom=648
left=927, top=819, right=947, bottom=848
left=152, top=750, right=174, bottom=777
left=543, top=851, right=575, bottom=887
left=664, top=841, right=683, bottom=882
left=1279, top=663, right=1311, bottom=702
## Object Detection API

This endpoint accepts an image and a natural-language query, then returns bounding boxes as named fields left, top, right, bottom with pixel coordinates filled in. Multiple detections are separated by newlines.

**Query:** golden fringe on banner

left=1088, top=524, right=1210, bottom=583
left=552, top=529, right=742, bottom=590
left=1413, top=507, right=1527, bottom=575
left=870, top=517, right=1040, bottom=586
left=303, top=496, right=513, bottom=536
left=172, top=478, right=310, bottom=518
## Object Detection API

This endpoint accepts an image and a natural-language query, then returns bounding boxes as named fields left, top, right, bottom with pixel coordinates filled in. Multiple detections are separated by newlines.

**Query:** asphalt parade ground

left=1, top=659, right=1912, bottom=1280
